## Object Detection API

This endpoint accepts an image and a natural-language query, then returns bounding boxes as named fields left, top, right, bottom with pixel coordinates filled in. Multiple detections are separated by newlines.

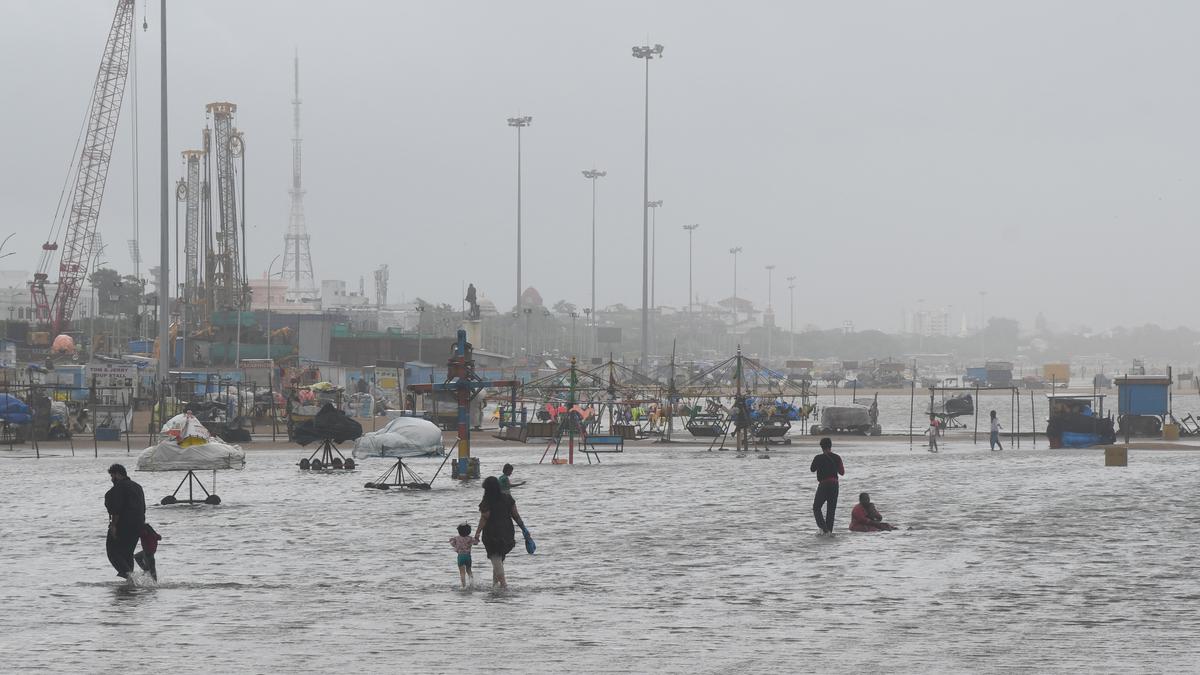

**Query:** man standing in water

left=104, top=464, right=146, bottom=579
left=810, top=437, right=844, bottom=534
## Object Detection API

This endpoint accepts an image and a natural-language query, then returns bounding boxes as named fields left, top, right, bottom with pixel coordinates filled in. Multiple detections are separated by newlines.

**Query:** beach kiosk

left=1115, top=374, right=1171, bottom=437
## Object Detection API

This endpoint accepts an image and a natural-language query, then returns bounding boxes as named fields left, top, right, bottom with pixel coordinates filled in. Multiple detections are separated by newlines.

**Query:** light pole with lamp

left=786, top=275, right=796, bottom=358
left=416, top=303, right=425, bottom=362
left=510, top=311, right=518, bottom=358
left=157, top=0, right=171, bottom=386
left=582, top=169, right=606, bottom=360
left=582, top=307, right=591, bottom=360
left=729, top=247, right=742, bottom=328
left=266, top=254, right=281, bottom=366
left=507, top=115, right=532, bottom=315
left=89, top=245, right=108, bottom=361
left=979, top=290, right=987, bottom=360
left=682, top=224, right=698, bottom=314
left=523, top=307, right=533, bottom=359
left=632, top=42, right=663, bottom=368
left=569, top=311, right=579, bottom=357
left=648, top=200, right=662, bottom=312
left=765, top=264, right=775, bottom=362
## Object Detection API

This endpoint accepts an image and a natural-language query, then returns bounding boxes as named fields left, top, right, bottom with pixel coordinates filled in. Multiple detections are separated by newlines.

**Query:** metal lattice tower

left=181, top=149, right=203, bottom=317
left=33, top=0, right=136, bottom=332
left=201, top=127, right=214, bottom=315
left=206, top=101, right=242, bottom=311
left=281, top=53, right=317, bottom=302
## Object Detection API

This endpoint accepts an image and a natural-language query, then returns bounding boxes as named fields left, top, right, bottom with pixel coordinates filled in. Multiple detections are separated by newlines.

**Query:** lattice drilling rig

left=205, top=101, right=246, bottom=313
left=178, top=148, right=205, bottom=330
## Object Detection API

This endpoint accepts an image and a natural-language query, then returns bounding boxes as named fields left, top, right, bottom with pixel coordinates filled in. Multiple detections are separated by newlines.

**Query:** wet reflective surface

left=3, top=439, right=1199, bottom=672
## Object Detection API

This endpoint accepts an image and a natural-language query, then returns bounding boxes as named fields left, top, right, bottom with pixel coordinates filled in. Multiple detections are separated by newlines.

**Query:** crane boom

left=33, top=0, right=136, bottom=333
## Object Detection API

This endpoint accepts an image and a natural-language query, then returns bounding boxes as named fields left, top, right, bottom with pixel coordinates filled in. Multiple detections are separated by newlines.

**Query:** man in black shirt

left=809, top=437, right=844, bottom=534
left=104, top=463, right=146, bottom=579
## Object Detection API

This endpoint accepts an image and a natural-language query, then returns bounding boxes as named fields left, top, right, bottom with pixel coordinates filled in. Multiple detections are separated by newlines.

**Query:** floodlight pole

left=787, top=275, right=796, bottom=358
left=507, top=115, right=532, bottom=314
left=632, top=43, right=663, bottom=369
left=158, top=0, right=171, bottom=382
left=582, top=168, right=606, bottom=361
left=729, top=246, right=742, bottom=328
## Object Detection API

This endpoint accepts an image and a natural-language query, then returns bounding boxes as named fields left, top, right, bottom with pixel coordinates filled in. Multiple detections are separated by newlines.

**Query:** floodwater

left=3, top=438, right=1200, bottom=673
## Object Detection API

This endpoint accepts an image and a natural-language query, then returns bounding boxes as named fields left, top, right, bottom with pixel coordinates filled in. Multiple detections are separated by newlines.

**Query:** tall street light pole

left=582, top=307, right=591, bottom=359
left=570, top=311, right=578, bottom=356
left=582, top=169, right=606, bottom=361
left=632, top=43, right=663, bottom=369
left=648, top=200, right=662, bottom=312
left=266, top=254, right=281, bottom=366
left=729, top=247, right=742, bottom=328
left=765, top=265, right=775, bottom=310
left=765, top=264, right=775, bottom=362
left=158, top=0, right=171, bottom=380
left=507, top=115, right=532, bottom=314
left=416, top=303, right=425, bottom=362
left=523, top=307, right=533, bottom=359
left=979, top=290, right=987, bottom=360
left=683, top=224, right=698, bottom=314
left=787, top=275, right=796, bottom=358
left=647, top=199, right=662, bottom=355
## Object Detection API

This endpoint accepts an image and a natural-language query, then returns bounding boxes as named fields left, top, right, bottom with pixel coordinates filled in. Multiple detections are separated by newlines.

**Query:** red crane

left=32, top=0, right=136, bottom=333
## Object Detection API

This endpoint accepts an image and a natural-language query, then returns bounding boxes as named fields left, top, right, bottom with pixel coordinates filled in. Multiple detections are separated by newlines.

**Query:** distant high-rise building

left=911, top=307, right=951, bottom=337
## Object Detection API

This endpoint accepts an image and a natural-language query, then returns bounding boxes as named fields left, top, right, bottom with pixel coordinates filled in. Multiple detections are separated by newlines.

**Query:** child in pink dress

left=449, top=523, right=475, bottom=588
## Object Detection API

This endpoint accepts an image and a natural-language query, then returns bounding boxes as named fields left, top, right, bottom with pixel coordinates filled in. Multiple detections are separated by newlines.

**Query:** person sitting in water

left=849, top=492, right=896, bottom=532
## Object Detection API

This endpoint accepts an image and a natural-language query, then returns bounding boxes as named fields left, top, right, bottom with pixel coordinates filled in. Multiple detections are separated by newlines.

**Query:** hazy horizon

left=3, top=1, right=1199, bottom=334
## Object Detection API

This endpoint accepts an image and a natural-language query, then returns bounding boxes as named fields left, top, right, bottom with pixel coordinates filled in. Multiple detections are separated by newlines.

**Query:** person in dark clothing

left=474, top=475, right=527, bottom=589
left=809, top=437, right=845, bottom=534
left=104, top=463, right=146, bottom=579
left=134, top=522, right=162, bottom=581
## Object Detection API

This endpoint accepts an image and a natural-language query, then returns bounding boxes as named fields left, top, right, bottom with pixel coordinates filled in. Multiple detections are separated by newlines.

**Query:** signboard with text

left=89, top=363, right=139, bottom=397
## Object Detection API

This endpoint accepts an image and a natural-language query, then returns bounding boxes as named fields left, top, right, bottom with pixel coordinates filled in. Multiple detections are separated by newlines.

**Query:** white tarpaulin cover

left=137, top=440, right=247, bottom=471
left=353, top=416, right=443, bottom=458
left=160, top=412, right=212, bottom=441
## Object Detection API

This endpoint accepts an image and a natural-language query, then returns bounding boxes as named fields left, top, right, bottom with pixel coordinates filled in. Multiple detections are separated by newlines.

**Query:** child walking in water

left=928, top=415, right=940, bottom=453
left=134, top=522, right=162, bottom=581
left=449, top=523, right=475, bottom=588
left=989, top=410, right=1004, bottom=451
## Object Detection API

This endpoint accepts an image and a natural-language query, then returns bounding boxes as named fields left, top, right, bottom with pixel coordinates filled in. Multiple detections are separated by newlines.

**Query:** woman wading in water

left=475, top=475, right=527, bottom=589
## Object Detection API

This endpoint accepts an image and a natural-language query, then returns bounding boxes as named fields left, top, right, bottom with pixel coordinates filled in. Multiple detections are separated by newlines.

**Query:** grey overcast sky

left=2, top=1, right=1198, bottom=332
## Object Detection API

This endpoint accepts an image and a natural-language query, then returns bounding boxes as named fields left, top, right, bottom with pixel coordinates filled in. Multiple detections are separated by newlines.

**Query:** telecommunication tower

left=280, top=53, right=317, bottom=302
